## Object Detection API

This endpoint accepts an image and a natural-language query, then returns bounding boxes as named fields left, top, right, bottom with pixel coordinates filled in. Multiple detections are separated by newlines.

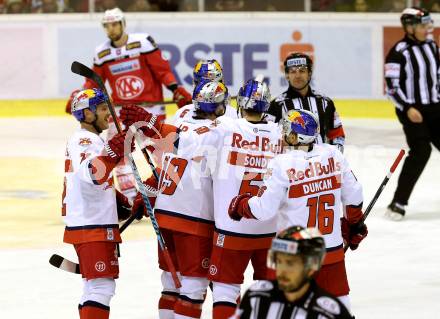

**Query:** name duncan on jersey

left=287, top=157, right=341, bottom=182
left=231, top=133, right=283, bottom=153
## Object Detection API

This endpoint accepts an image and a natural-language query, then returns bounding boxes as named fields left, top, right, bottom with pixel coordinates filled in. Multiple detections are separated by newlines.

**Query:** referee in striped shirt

left=385, top=7, right=440, bottom=220
left=265, top=53, right=345, bottom=152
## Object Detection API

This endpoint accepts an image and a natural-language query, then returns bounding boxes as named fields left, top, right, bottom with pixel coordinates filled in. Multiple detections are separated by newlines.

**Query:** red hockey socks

left=213, top=302, right=236, bottom=319
left=159, top=292, right=178, bottom=319
left=174, top=298, right=203, bottom=318
left=80, top=301, right=109, bottom=319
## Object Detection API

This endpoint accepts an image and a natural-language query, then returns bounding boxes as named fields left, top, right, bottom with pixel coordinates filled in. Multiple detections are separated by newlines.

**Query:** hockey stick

left=50, top=61, right=181, bottom=288
left=114, top=96, right=238, bottom=107
left=72, top=61, right=180, bottom=287
left=49, top=180, right=156, bottom=276
left=344, top=149, right=405, bottom=252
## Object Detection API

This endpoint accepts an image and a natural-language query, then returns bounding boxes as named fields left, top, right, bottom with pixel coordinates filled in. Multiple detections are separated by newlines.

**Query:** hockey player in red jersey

left=85, top=7, right=191, bottom=116
left=81, top=7, right=191, bottom=199
left=120, top=80, right=229, bottom=319
left=228, top=109, right=368, bottom=312
left=62, top=88, right=135, bottom=319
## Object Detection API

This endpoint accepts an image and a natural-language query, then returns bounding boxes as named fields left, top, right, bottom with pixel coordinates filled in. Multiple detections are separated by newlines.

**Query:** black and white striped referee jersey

left=385, top=35, right=440, bottom=112
left=232, top=280, right=352, bottom=319
left=266, top=87, right=345, bottom=150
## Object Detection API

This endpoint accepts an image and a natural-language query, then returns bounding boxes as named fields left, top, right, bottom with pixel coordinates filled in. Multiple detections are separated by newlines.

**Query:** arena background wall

left=1, top=12, right=440, bottom=117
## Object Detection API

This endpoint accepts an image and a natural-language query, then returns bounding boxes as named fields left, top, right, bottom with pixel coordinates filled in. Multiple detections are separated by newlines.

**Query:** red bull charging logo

left=288, top=111, right=306, bottom=129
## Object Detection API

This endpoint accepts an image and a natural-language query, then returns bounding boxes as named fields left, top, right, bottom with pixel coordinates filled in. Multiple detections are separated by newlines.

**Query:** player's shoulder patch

left=248, top=280, right=274, bottom=292
left=97, top=48, right=111, bottom=59
left=95, top=40, right=111, bottom=55
left=146, top=35, right=158, bottom=49
left=315, top=296, right=341, bottom=315
left=126, top=41, right=142, bottom=50
left=128, top=33, right=157, bottom=53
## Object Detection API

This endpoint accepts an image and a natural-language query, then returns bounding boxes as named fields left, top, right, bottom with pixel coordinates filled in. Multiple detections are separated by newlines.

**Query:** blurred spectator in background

left=40, top=0, right=58, bottom=12
left=67, top=0, right=87, bottom=12
left=126, top=0, right=152, bottom=11
left=430, top=2, right=440, bottom=12
left=97, top=0, right=119, bottom=11
left=385, top=0, right=406, bottom=12
left=5, top=0, right=29, bottom=12
left=206, top=0, right=245, bottom=11
left=312, top=0, right=337, bottom=11
left=149, top=0, right=179, bottom=11
left=181, top=0, right=198, bottom=11
left=354, top=0, right=368, bottom=12
left=31, top=0, right=66, bottom=12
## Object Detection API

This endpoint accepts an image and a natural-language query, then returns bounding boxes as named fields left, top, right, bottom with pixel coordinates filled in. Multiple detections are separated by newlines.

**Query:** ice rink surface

left=1, top=117, right=439, bottom=318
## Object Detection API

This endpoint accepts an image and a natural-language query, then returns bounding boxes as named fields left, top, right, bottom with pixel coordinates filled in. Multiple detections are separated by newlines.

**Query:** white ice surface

left=1, top=118, right=439, bottom=318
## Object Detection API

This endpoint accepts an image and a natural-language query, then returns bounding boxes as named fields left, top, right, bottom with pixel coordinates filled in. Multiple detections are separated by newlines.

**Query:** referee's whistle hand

left=407, top=107, right=423, bottom=123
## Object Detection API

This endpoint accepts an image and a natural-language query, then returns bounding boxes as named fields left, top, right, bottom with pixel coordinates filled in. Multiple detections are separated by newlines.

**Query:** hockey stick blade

left=49, top=254, right=80, bottom=274
left=71, top=61, right=100, bottom=85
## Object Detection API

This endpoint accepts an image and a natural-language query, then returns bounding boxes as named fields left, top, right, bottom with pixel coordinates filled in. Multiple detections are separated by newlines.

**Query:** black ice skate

left=386, top=202, right=406, bottom=221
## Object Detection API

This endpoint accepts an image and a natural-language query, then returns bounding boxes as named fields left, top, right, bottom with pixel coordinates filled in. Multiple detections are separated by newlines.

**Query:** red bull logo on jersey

left=231, top=133, right=283, bottom=153
left=288, top=111, right=306, bottom=129
left=286, top=157, right=341, bottom=182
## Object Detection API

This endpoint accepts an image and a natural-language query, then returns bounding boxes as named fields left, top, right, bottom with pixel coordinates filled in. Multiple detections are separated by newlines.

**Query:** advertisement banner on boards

left=58, top=21, right=373, bottom=99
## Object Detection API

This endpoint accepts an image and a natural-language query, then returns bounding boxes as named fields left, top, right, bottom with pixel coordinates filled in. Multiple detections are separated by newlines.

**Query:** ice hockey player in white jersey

left=171, top=59, right=237, bottom=125
left=232, top=226, right=353, bottom=319
left=120, top=80, right=230, bottom=319
left=228, top=109, right=368, bottom=311
left=62, top=88, right=134, bottom=319
left=178, top=79, right=282, bottom=319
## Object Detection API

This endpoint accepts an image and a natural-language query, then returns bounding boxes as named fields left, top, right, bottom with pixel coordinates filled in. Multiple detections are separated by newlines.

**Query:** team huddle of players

left=62, top=8, right=368, bottom=319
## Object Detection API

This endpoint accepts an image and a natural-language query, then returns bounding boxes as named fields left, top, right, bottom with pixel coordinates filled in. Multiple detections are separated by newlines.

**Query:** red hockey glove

left=172, top=86, right=192, bottom=108
left=228, top=193, right=255, bottom=221
left=341, top=217, right=368, bottom=251
left=105, top=132, right=135, bottom=164
left=65, top=89, right=81, bottom=114
left=131, top=174, right=159, bottom=220
left=119, top=104, right=160, bottom=137
left=116, top=190, right=131, bottom=221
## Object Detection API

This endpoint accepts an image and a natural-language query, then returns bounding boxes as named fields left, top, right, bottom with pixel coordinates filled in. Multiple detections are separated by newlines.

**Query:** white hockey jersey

left=248, top=144, right=363, bottom=265
left=62, top=129, right=121, bottom=244
left=154, top=116, right=215, bottom=238
left=192, top=117, right=283, bottom=250
left=170, top=103, right=238, bottom=126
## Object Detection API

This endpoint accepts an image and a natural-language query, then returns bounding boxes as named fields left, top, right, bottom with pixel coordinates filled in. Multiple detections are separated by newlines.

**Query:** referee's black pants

left=393, top=105, right=440, bottom=205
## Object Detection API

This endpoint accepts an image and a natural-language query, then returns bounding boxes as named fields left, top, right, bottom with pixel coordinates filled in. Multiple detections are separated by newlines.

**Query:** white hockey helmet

left=102, top=7, right=126, bottom=30
left=192, top=80, right=229, bottom=113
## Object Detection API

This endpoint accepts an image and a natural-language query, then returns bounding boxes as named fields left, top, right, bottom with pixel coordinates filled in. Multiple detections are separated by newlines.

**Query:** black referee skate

left=386, top=202, right=405, bottom=221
